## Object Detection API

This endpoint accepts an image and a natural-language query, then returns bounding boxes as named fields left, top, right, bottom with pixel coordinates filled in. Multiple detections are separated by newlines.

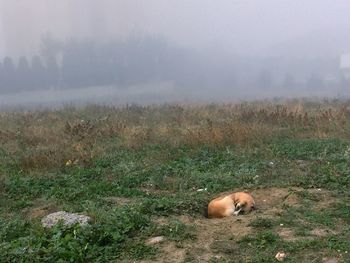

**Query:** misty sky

left=0, top=0, right=350, bottom=58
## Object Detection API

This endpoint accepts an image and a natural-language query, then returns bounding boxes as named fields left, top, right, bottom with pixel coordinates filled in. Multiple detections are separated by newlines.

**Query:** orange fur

left=207, top=192, right=255, bottom=219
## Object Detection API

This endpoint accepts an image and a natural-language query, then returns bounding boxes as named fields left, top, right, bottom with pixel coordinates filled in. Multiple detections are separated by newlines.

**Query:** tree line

left=0, top=35, right=347, bottom=94
left=0, top=36, right=181, bottom=93
left=0, top=55, right=59, bottom=93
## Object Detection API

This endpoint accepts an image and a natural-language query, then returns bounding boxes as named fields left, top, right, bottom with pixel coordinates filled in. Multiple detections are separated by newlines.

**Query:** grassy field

left=1, top=99, right=350, bottom=262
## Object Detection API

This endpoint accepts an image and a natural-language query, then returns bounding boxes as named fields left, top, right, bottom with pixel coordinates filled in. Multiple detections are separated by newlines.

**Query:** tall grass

left=1, top=99, right=350, bottom=171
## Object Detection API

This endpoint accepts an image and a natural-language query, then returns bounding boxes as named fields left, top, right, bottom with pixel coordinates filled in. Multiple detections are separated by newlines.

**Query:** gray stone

left=41, top=211, right=91, bottom=228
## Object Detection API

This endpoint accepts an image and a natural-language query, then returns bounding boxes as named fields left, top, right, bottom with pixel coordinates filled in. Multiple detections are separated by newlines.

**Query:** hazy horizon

left=0, top=1, right=350, bottom=107
left=1, top=0, right=350, bottom=58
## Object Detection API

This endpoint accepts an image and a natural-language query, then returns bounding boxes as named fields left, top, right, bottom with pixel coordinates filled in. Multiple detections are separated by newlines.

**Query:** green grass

left=1, top=103, right=350, bottom=262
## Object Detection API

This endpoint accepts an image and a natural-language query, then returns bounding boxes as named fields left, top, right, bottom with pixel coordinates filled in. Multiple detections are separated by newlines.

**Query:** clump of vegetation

left=249, top=217, right=275, bottom=229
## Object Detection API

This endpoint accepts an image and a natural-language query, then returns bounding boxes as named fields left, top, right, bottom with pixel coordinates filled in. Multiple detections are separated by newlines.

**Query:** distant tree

left=61, top=40, right=92, bottom=88
left=339, top=76, right=350, bottom=91
left=257, top=69, right=273, bottom=90
left=46, top=55, right=60, bottom=88
left=40, top=33, right=63, bottom=61
left=39, top=35, right=190, bottom=89
left=2, top=57, right=16, bottom=93
left=307, top=74, right=324, bottom=90
left=282, top=73, right=296, bottom=89
left=61, top=40, right=117, bottom=88
left=61, top=42, right=76, bottom=87
left=117, top=35, right=170, bottom=85
left=31, top=56, right=47, bottom=90
left=97, top=42, right=118, bottom=86
left=0, top=62, right=3, bottom=93
left=40, top=33, right=62, bottom=88
left=17, top=56, right=31, bottom=91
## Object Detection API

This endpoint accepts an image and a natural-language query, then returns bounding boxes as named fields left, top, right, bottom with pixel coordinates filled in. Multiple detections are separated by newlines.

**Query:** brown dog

left=207, top=192, right=255, bottom=218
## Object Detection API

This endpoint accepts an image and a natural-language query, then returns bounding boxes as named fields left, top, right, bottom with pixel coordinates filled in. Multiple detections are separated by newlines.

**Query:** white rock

left=275, top=252, right=286, bottom=261
left=41, top=211, right=91, bottom=228
left=147, top=236, right=165, bottom=245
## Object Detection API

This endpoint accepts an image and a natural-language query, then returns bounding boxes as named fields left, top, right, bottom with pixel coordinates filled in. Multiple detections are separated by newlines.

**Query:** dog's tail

left=203, top=205, right=209, bottom=218
left=252, top=202, right=257, bottom=211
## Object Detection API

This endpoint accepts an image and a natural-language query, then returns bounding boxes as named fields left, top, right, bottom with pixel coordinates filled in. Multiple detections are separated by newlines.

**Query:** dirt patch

left=252, top=187, right=337, bottom=212
left=310, top=228, right=335, bottom=237
left=322, top=258, right=340, bottom=263
left=143, top=214, right=252, bottom=263
left=250, top=187, right=301, bottom=216
left=192, top=213, right=259, bottom=262
left=278, top=228, right=296, bottom=241
left=277, top=227, right=314, bottom=242
left=125, top=242, right=187, bottom=263
left=132, top=187, right=340, bottom=263
left=24, top=200, right=58, bottom=220
left=160, top=242, right=187, bottom=263
left=28, top=207, right=49, bottom=219
left=307, top=189, right=337, bottom=209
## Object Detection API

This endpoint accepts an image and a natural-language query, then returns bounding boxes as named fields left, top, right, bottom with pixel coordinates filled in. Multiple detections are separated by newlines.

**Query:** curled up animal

left=206, top=192, right=255, bottom=219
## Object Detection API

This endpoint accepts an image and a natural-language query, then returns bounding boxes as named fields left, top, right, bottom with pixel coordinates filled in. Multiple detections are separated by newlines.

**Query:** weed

left=249, top=217, right=275, bottom=229
left=159, top=220, right=196, bottom=242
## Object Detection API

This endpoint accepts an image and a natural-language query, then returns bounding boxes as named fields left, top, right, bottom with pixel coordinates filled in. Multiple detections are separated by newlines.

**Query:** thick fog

left=0, top=0, right=350, bottom=107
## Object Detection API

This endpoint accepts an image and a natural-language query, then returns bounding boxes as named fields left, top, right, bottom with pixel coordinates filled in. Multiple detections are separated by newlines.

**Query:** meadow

left=0, top=99, right=350, bottom=262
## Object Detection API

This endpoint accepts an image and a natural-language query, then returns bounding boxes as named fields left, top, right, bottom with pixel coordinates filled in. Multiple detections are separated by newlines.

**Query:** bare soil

left=128, top=187, right=338, bottom=263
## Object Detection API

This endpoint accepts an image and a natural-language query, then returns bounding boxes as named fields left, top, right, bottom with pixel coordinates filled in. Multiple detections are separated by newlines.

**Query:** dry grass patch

left=1, top=99, right=350, bottom=171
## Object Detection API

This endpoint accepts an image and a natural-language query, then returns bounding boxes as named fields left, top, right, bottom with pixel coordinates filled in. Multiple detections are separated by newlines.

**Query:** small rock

left=296, top=160, right=308, bottom=170
left=275, top=252, right=286, bottom=261
left=147, top=236, right=165, bottom=245
left=197, top=188, right=207, bottom=192
left=323, top=258, right=339, bottom=263
left=268, top=161, right=274, bottom=166
left=41, top=211, right=91, bottom=228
